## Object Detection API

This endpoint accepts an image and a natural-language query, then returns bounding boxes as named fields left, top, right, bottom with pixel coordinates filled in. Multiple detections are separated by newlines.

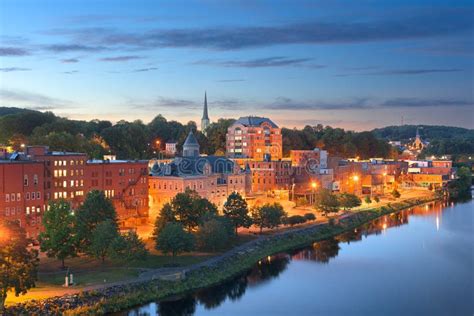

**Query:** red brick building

left=0, top=160, right=45, bottom=237
left=86, top=160, right=149, bottom=226
left=1, top=146, right=149, bottom=237
left=226, top=116, right=282, bottom=161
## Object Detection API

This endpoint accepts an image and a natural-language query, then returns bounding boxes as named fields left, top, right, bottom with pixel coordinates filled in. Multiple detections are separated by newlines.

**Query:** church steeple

left=201, top=91, right=210, bottom=135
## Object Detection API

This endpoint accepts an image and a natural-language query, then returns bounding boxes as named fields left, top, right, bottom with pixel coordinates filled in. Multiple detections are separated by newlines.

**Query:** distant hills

left=0, top=107, right=37, bottom=117
left=372, top=125, right=474, bottom=142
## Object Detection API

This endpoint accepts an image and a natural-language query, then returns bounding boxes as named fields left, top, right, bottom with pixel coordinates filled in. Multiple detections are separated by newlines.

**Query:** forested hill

left=0, top=107, right=35, bottom=116
left=372, top=125, right=474, bottom=141
left=372, top=125, right=474, bottom=156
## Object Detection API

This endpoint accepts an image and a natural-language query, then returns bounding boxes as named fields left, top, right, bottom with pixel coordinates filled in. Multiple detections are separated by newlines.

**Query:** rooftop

left=234, top=116, right=278, bottom=128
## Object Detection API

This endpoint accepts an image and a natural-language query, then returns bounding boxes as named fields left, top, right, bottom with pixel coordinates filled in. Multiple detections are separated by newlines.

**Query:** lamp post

left=311, top=181, right=317, bottom=205
left=352, top=175, right=359, bottom=195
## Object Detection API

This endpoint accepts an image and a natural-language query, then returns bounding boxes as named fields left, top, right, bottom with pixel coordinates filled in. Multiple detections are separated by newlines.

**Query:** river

left=126, top=199, right=473, bottom=316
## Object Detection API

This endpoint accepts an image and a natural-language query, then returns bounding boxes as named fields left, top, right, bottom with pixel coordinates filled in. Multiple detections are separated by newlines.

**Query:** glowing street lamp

left=352, top=175, right=359, bottom=182
left=310, top=181, right=318, bottom=205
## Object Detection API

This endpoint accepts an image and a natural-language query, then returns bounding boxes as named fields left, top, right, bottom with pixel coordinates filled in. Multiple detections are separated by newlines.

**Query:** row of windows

left=2, top=204, right=44, bottom=216
left=23, top=174, right=39, bottom=186
left=54, top=159, right=84, bottom=166
left=53, top=169, right=84, bottom=177
left=53, top=191, right=84, bottom=199
left=4, top=192, right=41, bottom=202
left=54, top=180, right=84, bottom=188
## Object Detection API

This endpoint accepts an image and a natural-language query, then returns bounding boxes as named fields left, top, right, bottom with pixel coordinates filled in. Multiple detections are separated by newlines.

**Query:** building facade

left=226, top=116, right=282, bottom=161
left=149, top=131, right=251, bottom=213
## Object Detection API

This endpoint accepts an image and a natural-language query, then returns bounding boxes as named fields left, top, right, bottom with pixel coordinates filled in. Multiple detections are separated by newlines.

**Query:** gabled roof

left=234, top=116, right=278, bottom=128
left=183, top=131, right=199, bottom=146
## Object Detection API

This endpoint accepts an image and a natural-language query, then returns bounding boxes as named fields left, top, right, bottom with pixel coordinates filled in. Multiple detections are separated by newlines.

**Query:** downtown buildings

left=1, top=146, right=148, bottom=237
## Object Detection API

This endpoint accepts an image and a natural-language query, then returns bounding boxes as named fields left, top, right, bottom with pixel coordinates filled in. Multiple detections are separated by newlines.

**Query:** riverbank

left=4, top=195, right=438, bottom=315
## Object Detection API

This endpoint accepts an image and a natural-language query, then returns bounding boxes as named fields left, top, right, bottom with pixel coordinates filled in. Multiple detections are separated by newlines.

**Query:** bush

left=391, top=189, right=401, bottom=199
left=303, top=213, right=316, bottom=221
left=364, top=196, right=372, bottom=204
left=373, top=196, right=380, bottom=203
left=286, top=215, right=306, bottom=226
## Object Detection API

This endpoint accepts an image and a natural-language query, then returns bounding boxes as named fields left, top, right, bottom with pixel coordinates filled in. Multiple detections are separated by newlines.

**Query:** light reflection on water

left=125, top=200, right=473, bottom=316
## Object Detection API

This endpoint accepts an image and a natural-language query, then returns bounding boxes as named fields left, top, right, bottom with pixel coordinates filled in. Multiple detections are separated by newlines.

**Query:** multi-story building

left=1, top=146, right=150, bottom=237
left=86, top=159, right=149, bottom=227
left=149, top=131, right=251, bottom=213
left=26, top=146, right=87, bottom=209
left=0, top=159, right=45, bottom=237
left=226, top=116, right=282, bottom=161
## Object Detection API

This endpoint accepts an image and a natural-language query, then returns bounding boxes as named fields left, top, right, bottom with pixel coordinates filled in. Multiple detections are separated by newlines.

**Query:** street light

left=310, top=181, right=317, bottom=205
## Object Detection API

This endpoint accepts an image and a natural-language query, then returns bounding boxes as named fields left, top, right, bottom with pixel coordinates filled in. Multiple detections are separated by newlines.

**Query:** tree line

left=1, top=107, right=399, bottom=160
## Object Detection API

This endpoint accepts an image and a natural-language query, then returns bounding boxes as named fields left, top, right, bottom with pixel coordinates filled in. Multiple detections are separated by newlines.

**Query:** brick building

left=226, top=116, right=282, bottom=161
left=0, top=146, right=149, bottom=237
left=0, top=160, right=45, bottom=237
left=86, top=159, right=149, bottom=227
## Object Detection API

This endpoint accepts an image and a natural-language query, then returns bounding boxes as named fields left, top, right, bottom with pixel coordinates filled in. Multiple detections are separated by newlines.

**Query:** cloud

left=129, top=96, right=198, bottom=110
left=61, top=58, right=79, bottom=63
left=260, top=96, right=473, bottom=111
left=0, top=67, right=31, bottom=72
left=194, top=56, right=318, bottom=68
left=40, top=8, right=473, bottom=51
left=336, top=68, right=462, bottom=77
left=132, top=67, right=158, bottom=72
left=44, top=44, right=107, bottom=52
left=380, top=98, right=473, bottom=108
left=0, top=47, right=30, bottom=56
left=98, top=55, right=143, bottom=62
left=0, top=89, right=74, bottom=108
left=216, top=79, right=246, bottom=83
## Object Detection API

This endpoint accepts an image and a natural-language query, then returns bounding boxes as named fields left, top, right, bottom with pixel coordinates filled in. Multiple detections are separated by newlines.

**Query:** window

left=31, top=193, right=35, bottom=200
left=34, top=174, right=38, bottom=185
left=5, top=207, right=10, bottom=216
left=11, top=193, right=15, bottom=202
left=24, top=175, right=28, bottom=186
left=16, top=193, right=21, bottom=201
left=36, top=192, right=41, bottom=199
left=26, top=192, right=30, bottom=200
left=63, top=180, right=67, bottom=188
left=26, top=207, right=30, bottom=215
left=5, top=194, right=9, bottom=203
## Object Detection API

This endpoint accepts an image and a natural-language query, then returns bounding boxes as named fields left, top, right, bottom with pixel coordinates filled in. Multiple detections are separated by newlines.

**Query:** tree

left=391, top=189, right=401, bottom=199
left=314, top=189, right=340, bottom=215
left=76, top=190, right=118, bottom=250
left=155, top=223, right=194, bottom=258
left=196, top=216, right=233, bottom=252
left=0, top=220, right=39, bottom=310
left=171, top=189, right=217, bottom=232
left=338, top=193, right=362, bottom=210
left=153, top=203, right=176, bottom=238
left=223, top=192, right=252, bottom=235
left=304, top=213, right=316, bottom=221
left=374, top=196, right=380, bottom=203
left=111, top=231, right=148, bottom=262
left=364, top=196, right=372, bottom=204
left=39, top=200, right=77, bottom=269
left=251, top=203, right=287, bottom=233
left=447, top=166, right=472, bottom=200
left=88, top=220, right=120, bottom=263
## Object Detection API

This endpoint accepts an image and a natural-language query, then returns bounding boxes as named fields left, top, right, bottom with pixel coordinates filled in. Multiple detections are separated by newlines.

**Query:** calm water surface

left=127, top=200, right=473, bottom=316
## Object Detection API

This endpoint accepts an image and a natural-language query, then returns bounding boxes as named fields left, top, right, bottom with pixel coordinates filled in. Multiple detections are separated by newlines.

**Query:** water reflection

left=127, top=201, right=466, bottom=316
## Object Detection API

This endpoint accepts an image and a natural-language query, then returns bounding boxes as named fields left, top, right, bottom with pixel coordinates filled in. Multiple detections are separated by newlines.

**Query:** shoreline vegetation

left=5, top=195, right=439, bottom=315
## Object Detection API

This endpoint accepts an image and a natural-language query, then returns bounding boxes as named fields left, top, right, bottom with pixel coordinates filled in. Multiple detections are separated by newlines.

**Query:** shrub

left=286, top=215, right=306, bottom=226
left=373, top=196, right=380, bottom=203
left=303, top=213, right=316, bottom=221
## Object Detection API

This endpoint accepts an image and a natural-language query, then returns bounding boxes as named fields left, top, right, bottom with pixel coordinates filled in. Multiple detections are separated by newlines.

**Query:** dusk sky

left=0, top=0, right=473, bottom=130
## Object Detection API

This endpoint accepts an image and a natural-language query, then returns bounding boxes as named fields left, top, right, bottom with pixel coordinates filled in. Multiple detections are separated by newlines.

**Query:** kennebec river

left=125, top=198, right=473, bottom=316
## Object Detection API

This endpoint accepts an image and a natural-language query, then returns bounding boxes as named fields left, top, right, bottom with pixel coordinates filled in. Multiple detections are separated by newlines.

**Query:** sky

left=0, top=0, right=473, bottom=131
